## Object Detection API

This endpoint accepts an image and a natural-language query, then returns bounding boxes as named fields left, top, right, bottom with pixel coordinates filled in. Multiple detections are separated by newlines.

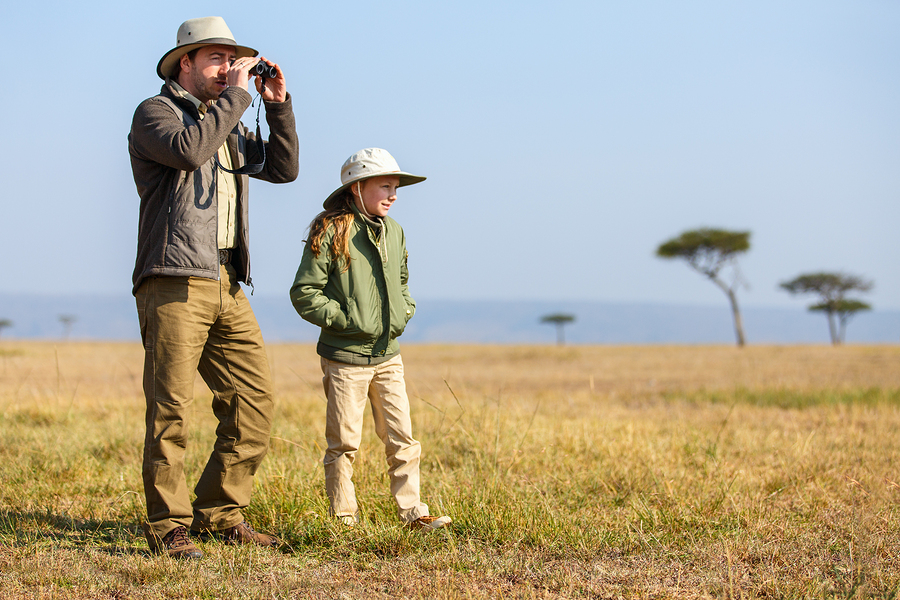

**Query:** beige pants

left=321, top=354, right=428, bottom=523
left=136, top=264, right=274, bottom=539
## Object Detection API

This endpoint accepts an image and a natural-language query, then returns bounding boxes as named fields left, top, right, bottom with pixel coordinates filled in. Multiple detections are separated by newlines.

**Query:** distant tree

left=779, top=272, right=873, bottom=345
left=0, top=319, right=11, bottom=340
left=58, top=314, right=77, bottom=340
left=541, top=313, right=575, bottom=346
left=656, top=228, right=751, bottom=347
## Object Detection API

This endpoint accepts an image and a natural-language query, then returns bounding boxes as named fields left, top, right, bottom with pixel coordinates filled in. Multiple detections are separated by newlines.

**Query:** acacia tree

left=656, top=228, right=751, bottom=347
left=540, top=313, right=575, bottom=346
left=58, top=314, right=77, bottom=341
left=779, top=272, right=873, bottom=345
left=0, top=319, right=11, bottom=340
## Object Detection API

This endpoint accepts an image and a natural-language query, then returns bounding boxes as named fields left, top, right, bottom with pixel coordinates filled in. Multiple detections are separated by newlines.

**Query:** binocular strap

left=214, top=94, right=266, bottom=176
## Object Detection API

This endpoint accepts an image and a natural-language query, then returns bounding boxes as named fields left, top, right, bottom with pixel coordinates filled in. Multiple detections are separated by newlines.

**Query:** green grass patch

left=668, top=386, right=900, bottom=409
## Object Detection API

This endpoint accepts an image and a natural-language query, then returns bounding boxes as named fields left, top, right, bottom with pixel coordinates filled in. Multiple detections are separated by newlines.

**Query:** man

left=128, top=16, right=299, bottom=559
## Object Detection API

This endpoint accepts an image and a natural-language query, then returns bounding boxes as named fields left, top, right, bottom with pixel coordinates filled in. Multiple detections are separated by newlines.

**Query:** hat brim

left=323, top=173, right=426, bottom=210
left=157, top=40, right=258, bottom=80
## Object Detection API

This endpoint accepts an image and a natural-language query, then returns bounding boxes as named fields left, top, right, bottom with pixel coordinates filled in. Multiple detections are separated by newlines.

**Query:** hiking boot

left=191, top=520, right=280, bottom=548
left=406, top=515, right=452, bottom=531
left=220, top=521, right=281, bottom=548
left=148, top=526, right=204, bottom=559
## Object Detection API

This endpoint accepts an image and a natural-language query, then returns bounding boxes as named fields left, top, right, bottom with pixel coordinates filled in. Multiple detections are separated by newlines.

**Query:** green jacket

left=290, top=207, right=415, bottom=358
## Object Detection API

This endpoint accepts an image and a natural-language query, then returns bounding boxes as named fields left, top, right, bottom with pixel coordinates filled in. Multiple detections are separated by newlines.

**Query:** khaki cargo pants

left=136, top=264, right=274, bottom=540
left=321, top=354, right=428, bottom=523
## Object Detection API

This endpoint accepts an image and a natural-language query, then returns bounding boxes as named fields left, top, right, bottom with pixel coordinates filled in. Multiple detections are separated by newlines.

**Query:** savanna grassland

left=0, top=342, right=898, bottom=599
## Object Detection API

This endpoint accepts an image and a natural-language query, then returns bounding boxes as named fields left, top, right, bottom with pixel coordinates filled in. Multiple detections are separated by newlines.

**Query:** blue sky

left=2, top=0, right=898, bottom=310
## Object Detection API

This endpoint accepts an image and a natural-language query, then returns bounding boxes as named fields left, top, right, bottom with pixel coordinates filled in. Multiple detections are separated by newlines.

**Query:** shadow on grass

left=0, top=508, right=149, bottom=555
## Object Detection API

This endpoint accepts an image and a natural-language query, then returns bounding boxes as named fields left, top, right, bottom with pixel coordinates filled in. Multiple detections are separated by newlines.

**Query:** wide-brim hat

left=157, top=16, right=257, bottom=80
left=323, top=148, right=426, bottom=209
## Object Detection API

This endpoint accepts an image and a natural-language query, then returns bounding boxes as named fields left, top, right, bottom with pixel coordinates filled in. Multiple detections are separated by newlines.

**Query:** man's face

left=178, top=45, right=237, bottom=104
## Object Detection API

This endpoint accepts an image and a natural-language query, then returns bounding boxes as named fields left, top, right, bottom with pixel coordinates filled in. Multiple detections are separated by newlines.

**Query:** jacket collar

left=351, top=203, right=384, bottom=232
left=161, top=78, right=204, bottom=121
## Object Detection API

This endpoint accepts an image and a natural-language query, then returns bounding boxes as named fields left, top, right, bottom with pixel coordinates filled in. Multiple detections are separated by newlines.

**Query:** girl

left=290, top=148, right=451, bottom=530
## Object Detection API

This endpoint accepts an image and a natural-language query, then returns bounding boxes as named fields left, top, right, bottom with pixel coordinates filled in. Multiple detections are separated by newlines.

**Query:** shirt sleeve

left=289, top=229, right=348, bottom=330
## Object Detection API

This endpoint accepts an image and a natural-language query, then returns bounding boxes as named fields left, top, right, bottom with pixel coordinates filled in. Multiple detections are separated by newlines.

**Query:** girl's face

left=354, top=175, right=400, bottom=217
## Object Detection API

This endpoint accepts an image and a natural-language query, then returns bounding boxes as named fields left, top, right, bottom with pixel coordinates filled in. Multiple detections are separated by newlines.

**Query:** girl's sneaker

left=407, top=515, right=452, bottom=530
left=338, top=515, right=358, bottom=527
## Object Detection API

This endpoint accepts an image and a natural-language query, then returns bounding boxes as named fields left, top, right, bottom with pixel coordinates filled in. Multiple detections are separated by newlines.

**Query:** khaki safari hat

left=157, top=16, right=258, bottom=80
left=324, top=148, right=426, bottom=209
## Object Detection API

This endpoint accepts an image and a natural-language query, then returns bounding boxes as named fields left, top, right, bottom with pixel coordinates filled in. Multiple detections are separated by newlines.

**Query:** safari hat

left=323, top=148, right=426, bottom=209
left=157, top=16, right=258, bottom=80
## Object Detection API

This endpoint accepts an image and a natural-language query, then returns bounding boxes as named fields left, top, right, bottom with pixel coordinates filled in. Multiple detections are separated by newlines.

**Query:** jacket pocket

left=334, top=298, right=369, bottom=341
left=389, top=304, right=413, bottom=339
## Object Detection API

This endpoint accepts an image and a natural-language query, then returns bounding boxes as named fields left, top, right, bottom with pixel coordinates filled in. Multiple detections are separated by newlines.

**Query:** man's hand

left=225, top=56, right=259, bottom=91
left=253, top=58, right=287, bottom=103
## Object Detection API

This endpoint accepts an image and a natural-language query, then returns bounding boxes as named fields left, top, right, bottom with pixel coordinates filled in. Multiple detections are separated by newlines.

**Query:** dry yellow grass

left=274, top=342, right=900, bottom=397
left=4, top=341, right=896, bottom=406
left=0, top=341, right=898, bottom=599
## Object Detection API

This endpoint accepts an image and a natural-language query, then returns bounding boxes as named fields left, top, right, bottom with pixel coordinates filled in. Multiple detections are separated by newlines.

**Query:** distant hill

left=1, top=293, right=897, bottom=345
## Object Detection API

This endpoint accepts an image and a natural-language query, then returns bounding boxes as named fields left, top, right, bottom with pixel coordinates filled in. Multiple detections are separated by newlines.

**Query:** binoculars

left=252, top=62, right=278, bottom=79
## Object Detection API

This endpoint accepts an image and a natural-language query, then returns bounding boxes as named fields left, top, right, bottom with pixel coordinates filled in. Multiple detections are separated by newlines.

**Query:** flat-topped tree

left=779, top=272, right=873, bottom=345
left=541, top=313, right=575, bottom=346
left=58, top=314, right=77, bottom=341
left=656, top=228, right=751, bottom=347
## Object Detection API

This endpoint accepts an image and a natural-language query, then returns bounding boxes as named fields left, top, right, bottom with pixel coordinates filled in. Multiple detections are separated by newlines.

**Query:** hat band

left=176, top=36, right=239, bottom=48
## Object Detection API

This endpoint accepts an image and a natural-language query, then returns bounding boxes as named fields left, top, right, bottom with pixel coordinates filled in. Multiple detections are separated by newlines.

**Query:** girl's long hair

left=307, top=190, right=356, bottom=272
